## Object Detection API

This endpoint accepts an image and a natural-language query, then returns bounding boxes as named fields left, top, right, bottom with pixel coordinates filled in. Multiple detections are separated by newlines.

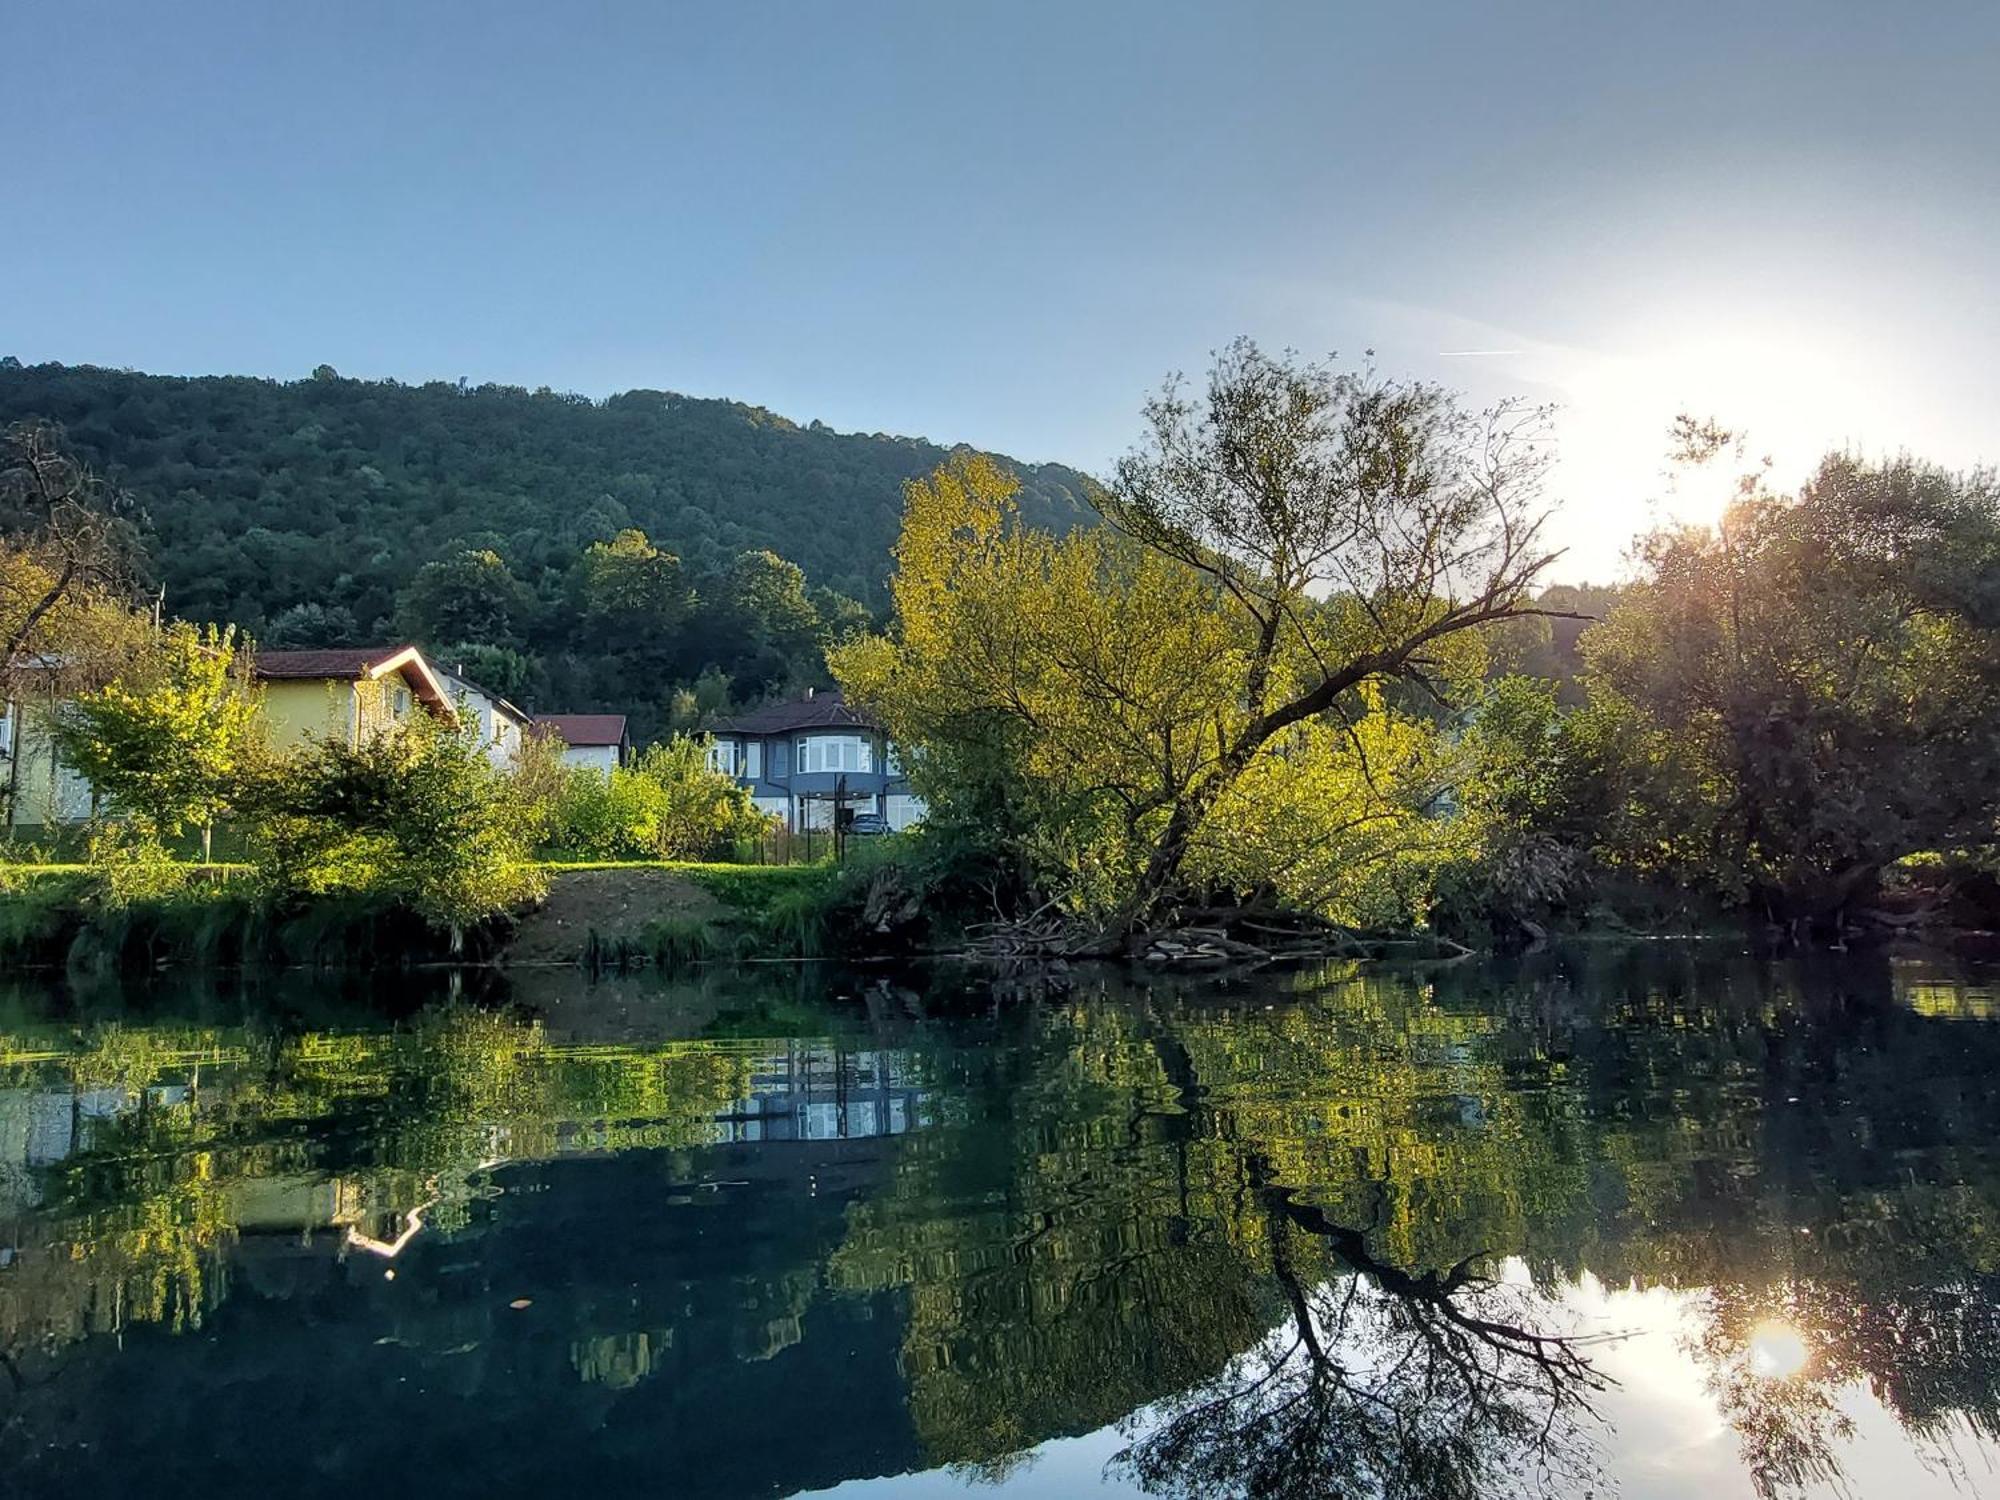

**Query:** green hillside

left=0, top=360, right=1094, bottom=626
left=0, top=359, right=1097, bottom=737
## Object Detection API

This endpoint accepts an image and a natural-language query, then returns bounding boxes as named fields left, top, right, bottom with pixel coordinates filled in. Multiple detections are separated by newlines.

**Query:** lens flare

left=1747, top=1320, right=1810, bottom=1380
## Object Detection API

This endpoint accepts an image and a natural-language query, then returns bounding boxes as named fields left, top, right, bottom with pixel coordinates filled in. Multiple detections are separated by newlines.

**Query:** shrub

left=542, top=735, right=772, bottom=861
left=85, top=823, right=195, bottom=907
left=243, top=714, right=546, bottom=932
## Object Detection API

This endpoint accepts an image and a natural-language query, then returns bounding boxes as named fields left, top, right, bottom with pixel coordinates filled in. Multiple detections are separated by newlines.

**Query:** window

left=392, top=687, right=411, bottom=717
left=885, top=741, right=903, bottom=777
left=706, top=740, right=739, bottom=776
left=744, top=740, right=763, bottom=780
left=797, top=735, right=872, bottom=774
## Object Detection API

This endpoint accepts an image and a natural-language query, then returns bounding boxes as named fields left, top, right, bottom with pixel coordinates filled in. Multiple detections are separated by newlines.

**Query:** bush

left=542, top=736, right=772, bottom=861
left=85, top=823, right=195, bottom=906
left=243, top=714, right=546, bottom=932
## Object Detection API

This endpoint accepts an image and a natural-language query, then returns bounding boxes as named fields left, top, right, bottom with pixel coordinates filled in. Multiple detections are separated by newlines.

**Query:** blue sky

left=11, top=1, right=1997, bottom=578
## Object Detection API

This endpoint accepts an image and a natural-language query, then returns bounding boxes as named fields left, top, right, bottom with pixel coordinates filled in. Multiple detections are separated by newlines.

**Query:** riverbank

left=0, top=861, right=835, bottom=972
left=1, top=852, right=1976, bottom=977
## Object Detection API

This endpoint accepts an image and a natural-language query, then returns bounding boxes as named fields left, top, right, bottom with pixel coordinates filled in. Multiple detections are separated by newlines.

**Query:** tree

left=395, top=548, right=534, bottom=648
left=542, top=735, right=770, bottom=860
left=52, top=622, right=260, bottom=860
left=439, top=641, right=544, bottom=705
left=263, top=602, right=360, bottom=648
left=836, top=343, right=1566, bottom=932
left=1582, top=447, right=2000, bottom=923
left=565, top=528, right=689, bottom=649
left=1484, top=582, right=1621, bottom=704
left=630, top=737, right=771, bottom=859
left=0, top=420, right=143, bottom=693
left=729, top=549, right=820, bottom=645
left=245, top=712, right=545, bottom=930
left=1096, top=340, right=1565, bottom=914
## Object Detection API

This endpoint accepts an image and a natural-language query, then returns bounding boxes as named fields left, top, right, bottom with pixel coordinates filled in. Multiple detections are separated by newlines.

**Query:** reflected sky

left=2, top=946, right=1999, bottom=1498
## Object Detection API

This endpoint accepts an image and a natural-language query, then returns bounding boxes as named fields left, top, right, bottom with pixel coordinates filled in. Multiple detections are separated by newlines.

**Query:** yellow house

left=1, top=645, right=461, bottom=828
left=253, top=646, right=456, bottom=752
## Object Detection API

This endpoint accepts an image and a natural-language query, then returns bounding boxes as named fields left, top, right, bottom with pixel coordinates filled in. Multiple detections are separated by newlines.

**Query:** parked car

left=845, top=812, right=891, bottom=836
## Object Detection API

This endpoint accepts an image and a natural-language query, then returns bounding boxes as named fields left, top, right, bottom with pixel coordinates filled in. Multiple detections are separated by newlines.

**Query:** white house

left=438, top=666, right=533, bottom=769
left=531, top=714, right=631, bottom=773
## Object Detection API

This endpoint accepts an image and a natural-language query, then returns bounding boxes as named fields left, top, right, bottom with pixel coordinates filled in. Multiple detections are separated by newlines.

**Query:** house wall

left=4, top=707, right=94, bottom=826
left=260, top=680, right=357, bottom=751
left=559, top=744, right=621, bottom=775
left=714, top=728, right=926, bottom=831
left=447, top=683, right=526, bottom=768
left=263, top=670, right=430, bottom=754
left=5, top=665, right=447, bottom=828
left=354, top=676, right=419, bottom=741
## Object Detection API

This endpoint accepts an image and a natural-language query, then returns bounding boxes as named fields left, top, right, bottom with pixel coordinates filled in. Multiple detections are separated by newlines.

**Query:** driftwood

left=953, top=899, right=1474, bottom=967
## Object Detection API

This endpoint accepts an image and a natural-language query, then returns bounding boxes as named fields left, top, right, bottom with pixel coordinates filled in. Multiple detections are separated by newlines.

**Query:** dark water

left=3, top=947, right=2000, bottom=1499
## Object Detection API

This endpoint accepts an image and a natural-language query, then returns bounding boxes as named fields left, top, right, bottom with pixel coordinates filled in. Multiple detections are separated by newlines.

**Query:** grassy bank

left=0, top=871, right=514, bottom=971
left=516, top=862, right=838, bottom=971
left=0, top=858, right=842, bottom=974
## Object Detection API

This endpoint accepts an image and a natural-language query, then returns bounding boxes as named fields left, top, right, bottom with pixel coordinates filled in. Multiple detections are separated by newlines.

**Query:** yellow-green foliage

left=833, top=454, right=1470, bottom=926
left=52, top=621, right=261, bottom=843
left=244, top=712, right=546, bottom=930
left=85, top=822, right=196, bottom=907
left=544, top=736, right=772, bottom=861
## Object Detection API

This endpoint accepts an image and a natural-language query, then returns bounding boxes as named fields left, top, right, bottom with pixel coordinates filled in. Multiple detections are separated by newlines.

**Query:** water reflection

left=0, top=947, right=1997, bottom=1498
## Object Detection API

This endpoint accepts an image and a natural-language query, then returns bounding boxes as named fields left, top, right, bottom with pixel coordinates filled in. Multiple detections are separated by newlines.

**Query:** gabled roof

left=253, top=645, right=454, bottom=717
left=709, top=690, right=878, bottom=736
left=532, top=713, right=629, bottom=747
left=252, top=648, right=417, bottom=680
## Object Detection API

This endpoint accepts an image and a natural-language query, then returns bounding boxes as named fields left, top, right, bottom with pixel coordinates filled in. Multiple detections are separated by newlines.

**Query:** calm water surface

left=3, top=947, right=1999, bottom=1498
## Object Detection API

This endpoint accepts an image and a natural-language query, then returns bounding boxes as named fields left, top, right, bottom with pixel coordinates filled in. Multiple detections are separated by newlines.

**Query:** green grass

left=0, top=852, right=842, bottom=972
left=0, top=874, right=504, bottom=972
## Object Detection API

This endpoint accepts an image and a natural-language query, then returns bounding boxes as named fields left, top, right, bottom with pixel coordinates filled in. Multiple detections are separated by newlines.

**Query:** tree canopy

left=836, top=342, right=1568, bottom=933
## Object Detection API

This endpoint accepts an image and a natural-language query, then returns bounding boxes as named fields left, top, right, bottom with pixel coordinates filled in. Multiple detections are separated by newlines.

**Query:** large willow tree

left=834, top=341, right=1565, bottom=932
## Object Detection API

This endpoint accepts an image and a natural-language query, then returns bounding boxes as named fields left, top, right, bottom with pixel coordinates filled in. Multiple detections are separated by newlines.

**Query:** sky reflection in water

left=1, top=945, right=1998, bottom=1499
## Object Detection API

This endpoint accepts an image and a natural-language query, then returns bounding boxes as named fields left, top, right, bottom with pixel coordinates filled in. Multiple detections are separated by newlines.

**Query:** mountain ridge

left=0, top=358, right=1098, bottom=635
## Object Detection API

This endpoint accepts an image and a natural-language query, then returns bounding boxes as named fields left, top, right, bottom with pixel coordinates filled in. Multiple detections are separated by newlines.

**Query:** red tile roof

left=252, top=647, right=417, bottom=680
left=532, top=713, right=629, bottom=747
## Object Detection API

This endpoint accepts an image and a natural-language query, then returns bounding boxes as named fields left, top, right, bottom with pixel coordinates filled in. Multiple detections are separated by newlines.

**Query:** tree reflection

left=6, top=954, right=2000, bottom=1499
left=1689, top=1267, right=2000, bottom=1498
left=1113, top=1162, right=1608, bottom=1500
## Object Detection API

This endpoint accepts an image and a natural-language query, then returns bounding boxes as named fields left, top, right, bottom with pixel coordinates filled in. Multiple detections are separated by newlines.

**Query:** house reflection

left=720, top=1045, right=927, bottom=1144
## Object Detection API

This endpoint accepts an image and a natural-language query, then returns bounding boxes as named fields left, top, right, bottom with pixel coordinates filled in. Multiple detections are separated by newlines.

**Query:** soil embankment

left=507, top=868, right=729, bottom=965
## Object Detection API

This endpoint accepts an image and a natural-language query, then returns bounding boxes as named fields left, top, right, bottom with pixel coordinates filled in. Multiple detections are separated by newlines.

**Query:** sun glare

left=1530, top=315, right=1903, bottom=571
left=1747, top=1320, right=1811, bottom=1380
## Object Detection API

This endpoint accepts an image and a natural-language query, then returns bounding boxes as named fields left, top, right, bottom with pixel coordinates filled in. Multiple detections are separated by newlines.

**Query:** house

left=532, top=714, right=631, bottom=773
left=2, top=644, right=468, bottom=828
left=705, top=690, right=923, bottom=832
left=0, top=690, right=95, bottom=827
left=438, top=665, right=532, bottom=769
left=254, top=646, right=456, bottom=752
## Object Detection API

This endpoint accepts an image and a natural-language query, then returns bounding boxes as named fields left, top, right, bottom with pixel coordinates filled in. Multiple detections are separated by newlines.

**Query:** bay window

left=797, top=734, right=873, bottom=774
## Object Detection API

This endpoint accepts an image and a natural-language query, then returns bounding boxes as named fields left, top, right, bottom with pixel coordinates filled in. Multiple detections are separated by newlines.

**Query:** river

left=1, top=943, right=1996, bottom=1498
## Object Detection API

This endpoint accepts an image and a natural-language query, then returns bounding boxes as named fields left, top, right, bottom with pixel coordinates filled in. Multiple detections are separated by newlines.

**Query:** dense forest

left=0, top=358, right=1096, bottom=736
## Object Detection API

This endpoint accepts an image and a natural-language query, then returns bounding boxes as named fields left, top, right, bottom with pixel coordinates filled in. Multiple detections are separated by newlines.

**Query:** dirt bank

left=507, top=868, right=729, bottom=965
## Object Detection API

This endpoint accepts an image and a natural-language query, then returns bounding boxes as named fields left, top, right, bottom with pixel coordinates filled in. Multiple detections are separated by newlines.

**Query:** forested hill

left=0, top=360, right=1097, bottom=631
